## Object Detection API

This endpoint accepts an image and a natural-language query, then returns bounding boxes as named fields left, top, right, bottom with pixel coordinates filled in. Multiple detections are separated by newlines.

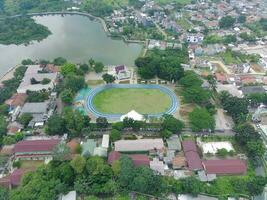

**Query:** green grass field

left=92, top=88, right=172, bottom=114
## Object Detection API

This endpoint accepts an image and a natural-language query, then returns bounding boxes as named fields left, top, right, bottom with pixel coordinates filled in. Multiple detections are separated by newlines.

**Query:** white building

left=17, top=65, right=58, bottom=94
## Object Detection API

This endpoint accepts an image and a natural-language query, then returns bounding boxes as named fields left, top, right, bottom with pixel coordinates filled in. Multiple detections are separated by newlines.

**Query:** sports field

left=92, top=88, right=172, bottom=114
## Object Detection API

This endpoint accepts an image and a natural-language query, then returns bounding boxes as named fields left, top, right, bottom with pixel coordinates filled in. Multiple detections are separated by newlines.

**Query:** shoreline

left=0, top=64, right=19, bottom=84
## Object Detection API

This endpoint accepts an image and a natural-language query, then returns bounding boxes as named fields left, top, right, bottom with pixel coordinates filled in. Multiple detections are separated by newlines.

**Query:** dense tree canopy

left=162, top=114, right=184, bottom=134
left=219, top=16, right=236, bottom=28
left=0, top=17, right=51, bottom=45
left=189, top=108, right=215, bottom=132
left=135, top=49, right=188, bottom=81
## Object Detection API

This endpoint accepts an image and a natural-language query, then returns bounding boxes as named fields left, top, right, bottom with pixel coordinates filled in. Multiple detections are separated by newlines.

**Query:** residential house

left=172, top=153, right=187, bottom=169
left=20, top=102, right=50, bottom=127
left=5, top=93, right=27, bottom=111
left=150, top=157, right=166, bottom=175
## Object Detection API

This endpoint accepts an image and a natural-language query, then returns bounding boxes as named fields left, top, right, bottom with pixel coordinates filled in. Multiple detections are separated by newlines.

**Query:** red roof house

left=215, top=73, right=227, bottom=83
left=182, top=141, right=203, bottom=171
left=5, top=93, right=27, bottom=108
left=14, top=139, right=60, bottom=160
left=202, top=159, right=247, bottom=175
left=108, top=151, right=150, bottom=167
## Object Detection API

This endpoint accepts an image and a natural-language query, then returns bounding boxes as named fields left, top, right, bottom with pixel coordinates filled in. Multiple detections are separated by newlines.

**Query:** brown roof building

left=14, top=139, right=60, bottom=160
left=172, top=153, right=186, bottom=169
left=202, top=159, right=247, bottom=175
left=5, top=93, right=27, bottom=108
left=182, top=141, right=203, bottom=171
left=108, top=151, right=150, bottom=167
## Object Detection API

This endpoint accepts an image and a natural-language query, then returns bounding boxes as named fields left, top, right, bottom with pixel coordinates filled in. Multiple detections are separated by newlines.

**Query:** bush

left=216, top=148, right=228, bottom=158
left=13, top=161, right=21, bottom=168
left=110, top=129, right=121, bottom=142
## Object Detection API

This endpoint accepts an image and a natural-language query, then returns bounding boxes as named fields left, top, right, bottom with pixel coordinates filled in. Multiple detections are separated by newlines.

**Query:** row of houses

left=106, top=137, right=247, bottom=180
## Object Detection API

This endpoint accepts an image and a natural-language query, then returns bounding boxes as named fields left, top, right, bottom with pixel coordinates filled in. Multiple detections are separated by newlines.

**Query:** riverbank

left=0, top=64, right=19, bottom=85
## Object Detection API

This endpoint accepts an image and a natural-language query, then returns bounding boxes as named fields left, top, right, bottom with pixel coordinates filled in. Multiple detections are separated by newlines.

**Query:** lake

left=0, top=15, right=143, bottom=77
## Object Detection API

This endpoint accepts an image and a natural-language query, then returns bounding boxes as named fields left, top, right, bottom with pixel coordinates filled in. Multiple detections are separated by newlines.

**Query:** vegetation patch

left=0, top=17, right=51, bottom=45
left=92, top=88, right=172, bottom=114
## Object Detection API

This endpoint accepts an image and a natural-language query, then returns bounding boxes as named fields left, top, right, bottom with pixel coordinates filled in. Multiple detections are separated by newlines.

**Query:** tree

left=118, top=156, right=135, bottom=189
left=181, top=177, right=202, bottom=197
left=0, top=187, right=9, bottom=200
left=102, top=73, right=116, bottom=84
left=96, top=117, right=109, bottom=129
left=26, top=90, right=49, bottom=102
left=62, top=107, right=90, bottom=137
left=45, top=114, right=65, bottom=135
left=216, top=148, right=228, bottom=157
left=220, top=91, right=249, bottom=123
left=70, top=155, right=86, bottom=174
left=80, top=63, right=89, bottom=73
left=18, top=113, right=33, bottom=128
left=110, top=129, right=121, bottom=142
left=238, top=15, right=246, bottom=23
left=0, top=104, right=8, bottom=116
left=53, top=57, right=67, bottom=66
left=94, top=62, right=104, bottom=73
left=162, top=114, right=184, bottom=134
left=21, top=58, right=34, bottom=65
left=52, top=143, right=71, bottom=161
left=206, top=75, right=216, bottom=90
left=179, top=71, right=203, bottom=88
left=182, top=86, right=211, bottom=105
left=160, top=129, right=172, bottom=139
left=63, top=75, right=86, bottom=93
left=60, top=63, right=77, bottom=76
left=0, top=115, right=7, bottom=138
left=60, top=89, right=74, bottom=104
left=130, top=166, right=163, bottom=194
left=247, top=176, right=267, bottom=196
left=189, top=108, right=215, bottom=132
left=219, top=16, right=236, bottom=28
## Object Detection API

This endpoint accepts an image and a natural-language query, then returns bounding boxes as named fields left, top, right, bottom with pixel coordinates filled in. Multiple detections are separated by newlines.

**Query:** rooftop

left=20, top=102, right=48, bottom=115
left=115, top=139, right=164, bottom=152
left=14, top=139, right=60, bottom=154
left=202, top=159, right=247, bottom=175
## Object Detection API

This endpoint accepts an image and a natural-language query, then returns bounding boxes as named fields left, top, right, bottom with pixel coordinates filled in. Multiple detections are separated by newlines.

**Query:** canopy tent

left=120, top=110, right=144, bottom=121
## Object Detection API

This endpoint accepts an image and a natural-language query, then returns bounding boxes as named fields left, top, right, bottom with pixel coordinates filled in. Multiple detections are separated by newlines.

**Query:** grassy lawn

left=176, top=17, right=192, bottom=30
left=93, top=88, right=172, bottom=114
left=87, top=80, right=104, bottom=86
left=20, top=160, right=44, bottom=170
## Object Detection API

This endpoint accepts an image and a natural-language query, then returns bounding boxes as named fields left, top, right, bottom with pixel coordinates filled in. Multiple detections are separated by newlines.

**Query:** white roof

left=120, top=110, right=144, bottom=121
left=101, top=134, right=109, bottom=148
left=150, top=158, right=165, bottom=175
left=115, top=139, right=164, bottom=152
left=61, top=191, right=76, bottom=200
left=201, top=141, right=234, bottom=154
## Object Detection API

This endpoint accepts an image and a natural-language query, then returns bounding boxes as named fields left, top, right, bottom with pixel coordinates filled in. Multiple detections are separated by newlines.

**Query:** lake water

left=0, top=15, right=143, bottom=77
